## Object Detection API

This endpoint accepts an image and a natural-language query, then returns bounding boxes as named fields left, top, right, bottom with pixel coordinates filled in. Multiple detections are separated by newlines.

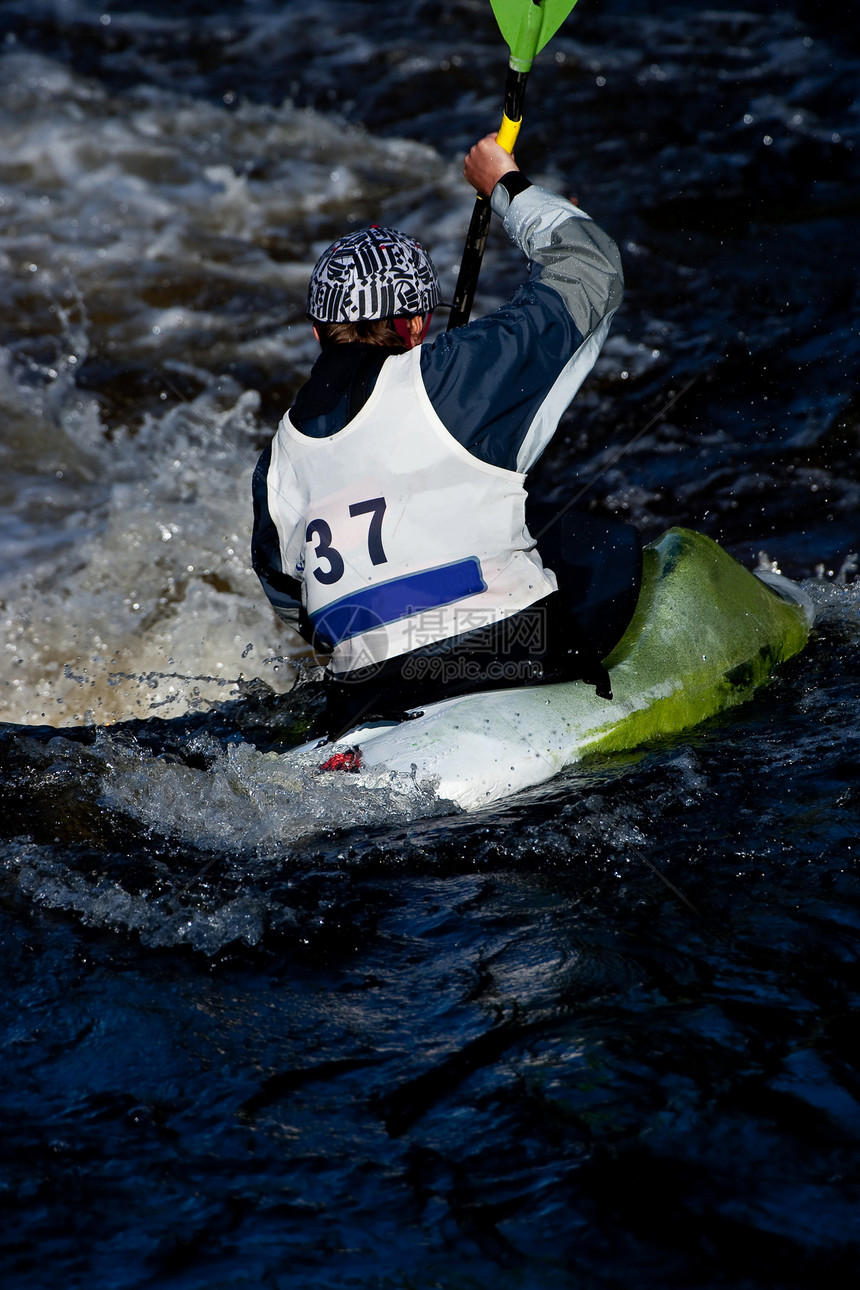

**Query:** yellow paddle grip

left=496, top=112, right=522, bottom=154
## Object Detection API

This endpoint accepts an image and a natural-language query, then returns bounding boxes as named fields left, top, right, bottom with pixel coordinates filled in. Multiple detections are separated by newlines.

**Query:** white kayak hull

left=294, top=528, right=814, bottom=812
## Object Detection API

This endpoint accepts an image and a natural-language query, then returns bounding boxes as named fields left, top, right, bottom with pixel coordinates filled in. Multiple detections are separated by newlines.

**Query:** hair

left=313, top=317, right=407, bottom=348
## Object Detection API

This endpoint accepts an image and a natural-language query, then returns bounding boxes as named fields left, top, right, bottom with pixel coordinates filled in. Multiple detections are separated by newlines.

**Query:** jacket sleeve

left=419, top=182, right=623, bottom=473
left=251, top=443, right=307, bottom=635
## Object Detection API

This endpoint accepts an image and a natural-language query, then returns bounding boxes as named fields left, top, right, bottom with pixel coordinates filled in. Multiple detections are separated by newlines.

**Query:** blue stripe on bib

left=310, top=558, right=486, bottom=649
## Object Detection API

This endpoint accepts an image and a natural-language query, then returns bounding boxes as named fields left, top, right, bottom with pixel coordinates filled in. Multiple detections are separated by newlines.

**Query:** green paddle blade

left=490, top=0, right=579, bottom=70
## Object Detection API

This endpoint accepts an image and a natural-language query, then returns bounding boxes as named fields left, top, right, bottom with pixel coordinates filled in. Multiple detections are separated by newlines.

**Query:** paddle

left=447, top=0, right=579, bottom=331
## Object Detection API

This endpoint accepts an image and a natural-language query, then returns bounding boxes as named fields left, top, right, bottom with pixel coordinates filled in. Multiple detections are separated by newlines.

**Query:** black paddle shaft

left=447, top=67, right=529, bottom=331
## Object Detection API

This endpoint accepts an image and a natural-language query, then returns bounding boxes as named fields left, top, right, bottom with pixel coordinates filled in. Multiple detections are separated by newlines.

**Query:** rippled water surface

left=1, top=1, right=859, bottom=1286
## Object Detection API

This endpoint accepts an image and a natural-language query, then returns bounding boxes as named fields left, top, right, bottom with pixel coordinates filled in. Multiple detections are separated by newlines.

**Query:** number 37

left=305, top=496, right=387, bottom=585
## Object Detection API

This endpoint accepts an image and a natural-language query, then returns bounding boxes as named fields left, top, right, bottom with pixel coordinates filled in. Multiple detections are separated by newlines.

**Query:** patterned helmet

left=307, top=226, right=441, bottom=323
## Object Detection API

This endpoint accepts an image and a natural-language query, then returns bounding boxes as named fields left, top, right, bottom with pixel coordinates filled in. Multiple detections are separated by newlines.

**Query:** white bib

left=267, top=347, right=557, bottom=673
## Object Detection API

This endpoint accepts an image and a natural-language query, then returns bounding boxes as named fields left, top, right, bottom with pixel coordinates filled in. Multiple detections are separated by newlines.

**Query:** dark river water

left=1, top=1, right=859, bottom=1286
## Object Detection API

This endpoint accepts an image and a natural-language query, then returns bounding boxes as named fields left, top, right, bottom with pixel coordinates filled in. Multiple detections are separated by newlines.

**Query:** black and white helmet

left=307, top=226, right=441, bottom=323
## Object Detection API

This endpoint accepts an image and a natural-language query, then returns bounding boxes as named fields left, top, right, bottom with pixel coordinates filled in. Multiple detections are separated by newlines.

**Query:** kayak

left=296, top=528, right=814, bottom=812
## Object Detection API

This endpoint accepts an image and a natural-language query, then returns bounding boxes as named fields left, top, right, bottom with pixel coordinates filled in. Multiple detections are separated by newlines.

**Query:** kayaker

left=252, top=133, right=640, bottom=737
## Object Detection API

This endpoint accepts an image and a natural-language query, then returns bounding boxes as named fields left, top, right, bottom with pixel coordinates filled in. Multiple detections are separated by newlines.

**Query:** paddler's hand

left=463, top=133, right=520, bottom=200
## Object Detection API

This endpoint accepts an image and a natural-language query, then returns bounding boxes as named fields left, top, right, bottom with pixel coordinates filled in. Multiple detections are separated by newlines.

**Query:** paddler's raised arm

left=419, top=134, right=623, bottom=473
left=463, top=133, right=623, bottom=336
